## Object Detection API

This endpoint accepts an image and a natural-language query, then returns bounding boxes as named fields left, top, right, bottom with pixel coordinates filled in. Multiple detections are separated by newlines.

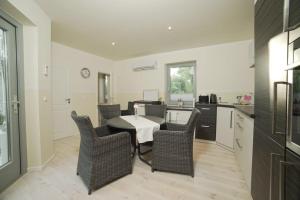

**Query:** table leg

left=137, top=143, right=152, bottom=166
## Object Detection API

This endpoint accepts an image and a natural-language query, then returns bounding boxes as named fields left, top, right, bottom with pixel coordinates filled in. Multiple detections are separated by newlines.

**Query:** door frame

left=97, top=72, right=113, bottom=105
left=0, top=9, right=27, bottom=175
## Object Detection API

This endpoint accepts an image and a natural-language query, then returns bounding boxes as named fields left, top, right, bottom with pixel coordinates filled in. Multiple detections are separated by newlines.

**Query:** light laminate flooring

left=0, top=136, right=252, bottom=200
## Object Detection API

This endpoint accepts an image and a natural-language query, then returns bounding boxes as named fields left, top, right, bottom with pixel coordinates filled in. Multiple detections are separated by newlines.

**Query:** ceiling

left=34, top=0, right=254, bottom=60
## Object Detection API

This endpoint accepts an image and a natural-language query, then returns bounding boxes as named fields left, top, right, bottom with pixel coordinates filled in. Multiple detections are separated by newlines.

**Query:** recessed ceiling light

left=168, top=26, right=173, bottom=31
left=111, top=42, right=116, bottom=46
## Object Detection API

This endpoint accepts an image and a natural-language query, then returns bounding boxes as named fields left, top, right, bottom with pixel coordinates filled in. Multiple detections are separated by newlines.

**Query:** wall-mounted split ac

left=132, top=61, right=157, bottom=72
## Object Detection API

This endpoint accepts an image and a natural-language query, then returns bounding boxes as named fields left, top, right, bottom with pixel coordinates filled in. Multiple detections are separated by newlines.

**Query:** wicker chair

left=151, top=108, right=200, bottom=177
left=98, top=104, right=121, bottom=126
left=121, top=101, right=135, bottom=116
left=145, top=104, right=167, bottom=118
left=71, top=111, right=132, bottom=195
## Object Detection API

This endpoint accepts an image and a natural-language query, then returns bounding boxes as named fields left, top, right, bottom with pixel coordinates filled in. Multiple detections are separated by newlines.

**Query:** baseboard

left=194, top=139, right=216, bottom=144
left=27, top=153, right=55, bottom=172
left=54, top=132, right=78, bottom=141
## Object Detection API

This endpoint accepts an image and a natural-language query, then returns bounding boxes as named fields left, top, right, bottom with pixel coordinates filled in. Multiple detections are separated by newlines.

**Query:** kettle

left=210, top=94, right=217, bottom=104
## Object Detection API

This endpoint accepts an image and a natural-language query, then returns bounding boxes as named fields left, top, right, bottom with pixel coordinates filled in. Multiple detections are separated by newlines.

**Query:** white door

left=52, top=67, right=73, bottom=140
left=216, top=107, right=235, bottom=149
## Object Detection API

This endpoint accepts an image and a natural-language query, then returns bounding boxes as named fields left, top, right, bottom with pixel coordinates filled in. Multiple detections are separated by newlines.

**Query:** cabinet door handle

left=279, top=160, right=300, bottom=200
left=236, top=122, right=243, bottom=129
left=235, top=138, right=242, bottom=149
left=230, top=111, right=233, bottom=128
left=201, top=107, right=210, bottom=110
left=201, top=125, right=210, bottom=128
left=272, top=81, right=292, bottom=136
left=269, top=153, right=283, bottom=200
left=237, top=113, right=244, bottom=120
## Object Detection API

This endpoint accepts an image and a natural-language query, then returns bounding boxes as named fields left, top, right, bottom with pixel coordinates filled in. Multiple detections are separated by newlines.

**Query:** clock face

left=80, top=68, right=90, bottom=79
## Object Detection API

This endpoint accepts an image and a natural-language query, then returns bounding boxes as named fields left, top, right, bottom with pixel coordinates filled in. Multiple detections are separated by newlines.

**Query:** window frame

left=166, top=61, right=197, bottom=106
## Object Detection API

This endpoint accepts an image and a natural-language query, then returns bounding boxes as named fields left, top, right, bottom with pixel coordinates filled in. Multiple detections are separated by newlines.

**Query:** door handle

left=201, top=125, right=210, bottom=128
left=11, top=95, right=20, bottom=114
left=65, top=98, right=71, bottom=104
left=230, top=111, right=233, bottom=128
left=279, top=161, right=300, bottom=200
left=201, top=107, right=210, bottom=110
left=269, top=153, right=283, bottom=200
left=272, top=81, right=292, bottom=136
left=235, top=138, right=242, bottom=149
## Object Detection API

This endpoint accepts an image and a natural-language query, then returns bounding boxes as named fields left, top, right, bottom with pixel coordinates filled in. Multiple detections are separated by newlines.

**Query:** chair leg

left=76, top=172, right=79, bottom=175
left=88, top=189, right=92, bottom=195
left=151, top=168, right=155, bottom=173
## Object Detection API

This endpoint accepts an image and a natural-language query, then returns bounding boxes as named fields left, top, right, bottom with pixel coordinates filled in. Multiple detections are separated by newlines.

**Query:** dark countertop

left=167, top=103, right=255, bottom=118
left=195, top=102, right=255, bottom=118
left=167, top=106, right=194, bottom=111
left=234, top=105, right=255, bottom=119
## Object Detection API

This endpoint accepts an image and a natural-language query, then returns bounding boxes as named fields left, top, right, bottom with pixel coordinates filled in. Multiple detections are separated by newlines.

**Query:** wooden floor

left=0, top=136, right=252, bottom=200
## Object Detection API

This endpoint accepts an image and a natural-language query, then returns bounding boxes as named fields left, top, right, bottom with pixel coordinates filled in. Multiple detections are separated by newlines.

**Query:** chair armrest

left=166, top=123, right=187, bottom=131
left=93, top=132, right=131, bottom=157
left=153, top=130, right=186, bottom=141
left=94, top=126, right=111, bottom=137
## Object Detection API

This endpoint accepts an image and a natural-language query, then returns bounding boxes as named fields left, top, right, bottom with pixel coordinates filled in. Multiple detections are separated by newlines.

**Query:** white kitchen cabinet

left=216, top=107, right=235, bottom=150
left=234, top=110, right=254, bottom=191
left=166, top=110, right=192, bottom=124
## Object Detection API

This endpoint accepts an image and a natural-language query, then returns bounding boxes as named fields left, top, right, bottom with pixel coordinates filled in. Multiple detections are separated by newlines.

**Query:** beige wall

left=0, top=0, right=254, bottom=169
left=113, top=40, right=255, bottom=109
left=51, top=42, right=113, bottom=135
left=1, top=0, right=53, bottom=169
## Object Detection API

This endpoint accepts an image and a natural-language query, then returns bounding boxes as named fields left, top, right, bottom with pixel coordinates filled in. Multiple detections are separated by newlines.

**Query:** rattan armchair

left=145, top=104, right=167, bottom=118
left=98, top=104, right=121, bottom=126
left=151, top=109, right=200, bottom=177
left=71, top=111, right=132, bottom=195
left=121, top=101, right=134, bottom=116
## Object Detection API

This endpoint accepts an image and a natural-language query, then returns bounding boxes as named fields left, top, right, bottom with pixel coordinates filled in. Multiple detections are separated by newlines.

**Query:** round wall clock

left=80, top=67, right=90, bottom=79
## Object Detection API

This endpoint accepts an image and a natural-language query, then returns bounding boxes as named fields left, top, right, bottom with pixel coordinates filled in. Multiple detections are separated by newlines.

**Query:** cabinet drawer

left=197, top=106, right=217, bottom=123
left=195, top=123, right=216, bottom=141
left=197, top=106, right=216, bottom=115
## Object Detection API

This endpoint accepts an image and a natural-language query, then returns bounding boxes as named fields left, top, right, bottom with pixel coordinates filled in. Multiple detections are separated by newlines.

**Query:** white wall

left=0, top=0, right=53, bottom=169
left=51, top=42, right=113, bottom=132
left=113, top=40, right=254, bottom=109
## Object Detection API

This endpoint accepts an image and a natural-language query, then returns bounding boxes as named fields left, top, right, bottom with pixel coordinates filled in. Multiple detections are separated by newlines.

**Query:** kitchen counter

left=234, top=105, right=255, bottom=118
left=195, top=103, right=255, bottom=118
left=167, top=106, right=194, bottom=111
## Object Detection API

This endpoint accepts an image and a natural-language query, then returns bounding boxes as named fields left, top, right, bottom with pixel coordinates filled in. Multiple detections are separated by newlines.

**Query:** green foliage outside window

left=170, top=66, right=194, bottom=94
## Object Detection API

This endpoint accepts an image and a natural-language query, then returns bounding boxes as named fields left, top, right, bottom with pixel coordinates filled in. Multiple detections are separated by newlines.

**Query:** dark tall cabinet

left=253, top=0, right=285, bottom=196
left=252, top=1, right=300, bottom=200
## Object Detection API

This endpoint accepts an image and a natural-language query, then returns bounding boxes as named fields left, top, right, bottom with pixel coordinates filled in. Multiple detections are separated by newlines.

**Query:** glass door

left=0, top=17, right=21, bottom=191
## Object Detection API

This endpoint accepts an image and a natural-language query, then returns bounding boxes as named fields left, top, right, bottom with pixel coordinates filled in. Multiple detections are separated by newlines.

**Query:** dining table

left=107, top=115, right=166, bottom=166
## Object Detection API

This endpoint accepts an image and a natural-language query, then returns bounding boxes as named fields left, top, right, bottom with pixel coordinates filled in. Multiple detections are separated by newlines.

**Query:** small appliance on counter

left=209, top=94, right=217, bottom=104
left=198, top=95, right=209, bottom=104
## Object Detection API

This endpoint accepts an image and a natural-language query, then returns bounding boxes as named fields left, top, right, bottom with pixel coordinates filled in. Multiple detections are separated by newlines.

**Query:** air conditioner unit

left=132, top=61, right=157, bottom=72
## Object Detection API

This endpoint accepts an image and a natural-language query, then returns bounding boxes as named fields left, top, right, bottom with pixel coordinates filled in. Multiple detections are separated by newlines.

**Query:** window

left=166, top=61, right=196, bottom=105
